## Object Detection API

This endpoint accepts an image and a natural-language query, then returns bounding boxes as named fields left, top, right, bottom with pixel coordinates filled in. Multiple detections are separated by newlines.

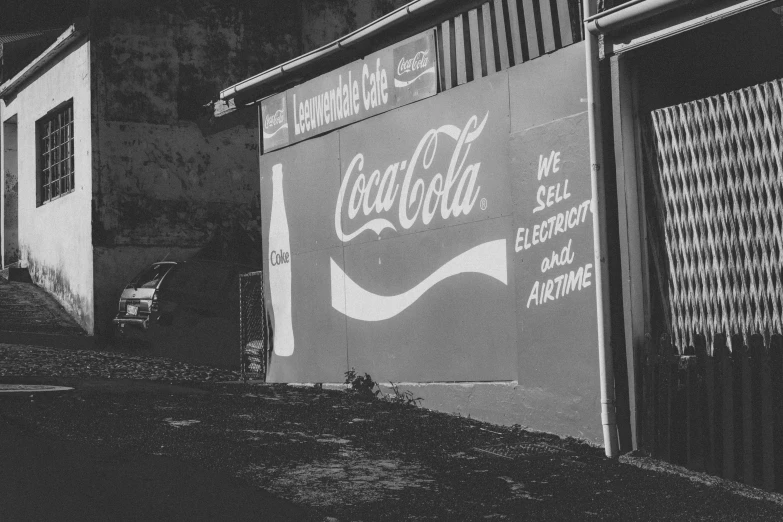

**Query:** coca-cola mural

left=258, top=42, right=599, bottom=439
left=260, top=73, right=515, bottom=383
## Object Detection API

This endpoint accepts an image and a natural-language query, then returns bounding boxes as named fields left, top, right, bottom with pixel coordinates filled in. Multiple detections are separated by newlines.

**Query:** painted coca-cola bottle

left=269, top=163, right=295, bottom=356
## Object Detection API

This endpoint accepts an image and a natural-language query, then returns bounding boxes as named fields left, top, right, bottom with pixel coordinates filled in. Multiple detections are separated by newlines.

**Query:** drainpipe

left=584, top=0, right=619, bottom=459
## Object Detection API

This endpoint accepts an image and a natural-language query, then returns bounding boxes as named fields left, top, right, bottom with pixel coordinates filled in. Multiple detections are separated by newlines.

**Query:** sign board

left=260, top=73, right=515, bottom=382
left=261, top=29, right=437, bottom=153
left=510, top=112, right=599, bottom=433
left=260, top=92, right=289, bottom=151
left=391, top=33, right=438, bottom=105
left=508, top=42, right=600, bottom=437
left=258, top=39, right=600, bottom=440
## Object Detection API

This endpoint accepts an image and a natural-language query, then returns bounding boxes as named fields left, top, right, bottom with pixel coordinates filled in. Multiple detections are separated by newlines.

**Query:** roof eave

left=0, top=22, right=86, bottom=100
left=218, top=0, right=478, bottom=106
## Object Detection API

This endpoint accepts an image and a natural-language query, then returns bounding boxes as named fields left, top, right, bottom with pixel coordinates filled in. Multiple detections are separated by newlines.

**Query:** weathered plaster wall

left=93, top=121, right=260, bottom=247
left=377, top=381, right=600, bottom=443
left=89, top=0, right=303, bottom=126
left=87, top=0, right=281, bottom=335
left=301, top=0, right=408, bottom=51
left=2, top=119, right=19, bottom=267
left=83, top=0, right=414, bottom=337
left=2, top=39, right=93, bottom=332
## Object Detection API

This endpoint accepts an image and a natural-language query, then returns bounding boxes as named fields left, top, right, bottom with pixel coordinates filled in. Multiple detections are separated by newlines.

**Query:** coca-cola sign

left=392, top=33, right=437, bottom=105
left=330, top=93, right=511, bottom=323
left=263, top=109, right=286, bottom=130
left=258, top=30, right=438, bottom=155
left=334, top=112, right=488, bottom=242
left=395, top=50, right=432, bottom=84
left=260, top=92, right=289, bottom=152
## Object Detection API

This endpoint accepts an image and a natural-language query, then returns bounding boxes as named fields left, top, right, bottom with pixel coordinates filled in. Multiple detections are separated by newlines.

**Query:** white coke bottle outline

left=268, top=163, right=295, bottom=356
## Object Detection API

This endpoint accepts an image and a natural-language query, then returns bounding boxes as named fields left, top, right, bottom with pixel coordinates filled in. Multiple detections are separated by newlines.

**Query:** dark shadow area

left=635, top=3, right=783, bottom=113
left=112, top=225, right=262, bottom=369
left=0, top=417, right=314, bottom=522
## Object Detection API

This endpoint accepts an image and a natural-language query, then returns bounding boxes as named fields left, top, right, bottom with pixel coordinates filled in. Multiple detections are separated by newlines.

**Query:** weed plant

left=344, top=368, right=422, bottom=407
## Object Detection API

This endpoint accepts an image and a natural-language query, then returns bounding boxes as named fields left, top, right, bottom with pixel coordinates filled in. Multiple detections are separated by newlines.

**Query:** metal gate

left=239, top=270, right=269, bottom=381
left=640, top=78, right=783, bottom=489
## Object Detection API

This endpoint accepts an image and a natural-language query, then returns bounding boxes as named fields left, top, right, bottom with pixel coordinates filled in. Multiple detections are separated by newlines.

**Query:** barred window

left=37, top=102, right=74, bottom=205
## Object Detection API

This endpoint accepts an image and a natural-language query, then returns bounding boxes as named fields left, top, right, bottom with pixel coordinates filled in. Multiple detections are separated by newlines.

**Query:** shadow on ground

left=1, top=364, right=783, bottom=521
left=0, top=416, right=313, bottom=522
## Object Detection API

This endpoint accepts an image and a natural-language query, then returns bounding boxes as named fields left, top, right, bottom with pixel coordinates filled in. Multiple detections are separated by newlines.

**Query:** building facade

left=220, top=0, right=783, bottom=458
left=1, top=0, right=404, bottom=364
left=221, top=0, right=604, bottom=441
left=592, top=0, right=783, bottom=481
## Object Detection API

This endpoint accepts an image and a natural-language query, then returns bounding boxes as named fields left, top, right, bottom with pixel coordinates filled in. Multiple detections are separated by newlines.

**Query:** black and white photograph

left=3, top=0, right=783, bottom=519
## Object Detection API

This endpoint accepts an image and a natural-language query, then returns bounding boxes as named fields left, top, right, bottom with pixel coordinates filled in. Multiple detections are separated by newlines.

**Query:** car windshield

left=126, top=264, right=174, bottom=289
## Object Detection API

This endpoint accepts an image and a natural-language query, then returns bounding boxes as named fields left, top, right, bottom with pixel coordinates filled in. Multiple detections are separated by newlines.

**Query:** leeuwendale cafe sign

left=261, top=29, right=438, bottom=153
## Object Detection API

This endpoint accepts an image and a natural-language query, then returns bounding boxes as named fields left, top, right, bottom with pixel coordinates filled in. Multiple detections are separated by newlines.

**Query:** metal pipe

left=584, top=0, right=647, bottom=23
left=586, top=0, right=692, bottom=35
left=584, top=0, right=619, bottom=458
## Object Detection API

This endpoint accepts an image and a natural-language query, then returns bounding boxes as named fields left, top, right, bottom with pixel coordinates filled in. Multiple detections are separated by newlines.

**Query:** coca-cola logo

left=334, top=112, right=489, bottom=242
left=262, top=105, right=289, bottom=141
left=264, top=109, right=286, bottom=130
left=396, top=50, right=429, bottom=77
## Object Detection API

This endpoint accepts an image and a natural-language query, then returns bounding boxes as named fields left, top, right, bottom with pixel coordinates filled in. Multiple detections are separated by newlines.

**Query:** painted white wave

left=394, top=67, right=436, bottom=88
left=331, top=239, right=507, bottom=322
left=263, top=123, right=289, bottom=139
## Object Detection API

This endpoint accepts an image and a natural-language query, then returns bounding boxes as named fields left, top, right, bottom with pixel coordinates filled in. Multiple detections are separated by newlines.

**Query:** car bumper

left=113, top=315, right=150, bottom=329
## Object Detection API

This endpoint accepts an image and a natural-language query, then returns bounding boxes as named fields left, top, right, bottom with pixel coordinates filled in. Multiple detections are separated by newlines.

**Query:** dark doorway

left=3, top=115, right=19, bottom=268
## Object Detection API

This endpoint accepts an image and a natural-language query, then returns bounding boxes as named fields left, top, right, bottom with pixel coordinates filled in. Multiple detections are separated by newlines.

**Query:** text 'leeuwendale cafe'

left=253, top=25, right=600, bottom=441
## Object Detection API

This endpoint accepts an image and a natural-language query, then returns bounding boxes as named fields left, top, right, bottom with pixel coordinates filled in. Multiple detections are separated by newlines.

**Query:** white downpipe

left=584, top=0, right=619, bottom=458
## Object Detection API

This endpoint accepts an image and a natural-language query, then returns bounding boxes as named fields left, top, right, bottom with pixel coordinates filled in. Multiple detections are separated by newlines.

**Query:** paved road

left=0, top=414, right=313, bottom=522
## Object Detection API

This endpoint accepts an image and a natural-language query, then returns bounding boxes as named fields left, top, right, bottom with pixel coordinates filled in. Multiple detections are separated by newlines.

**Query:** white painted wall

left=1, top=39, right=94, bottom=332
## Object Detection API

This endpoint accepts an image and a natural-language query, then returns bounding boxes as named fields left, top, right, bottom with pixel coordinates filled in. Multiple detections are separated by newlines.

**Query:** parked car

left=113, top=261, right=178, bottom=331
left=113, top=259, right=256, bottom=368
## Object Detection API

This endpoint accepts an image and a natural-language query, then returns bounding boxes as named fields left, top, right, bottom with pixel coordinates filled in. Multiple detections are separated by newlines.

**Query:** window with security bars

left=37, top=102, right=74, bottom=205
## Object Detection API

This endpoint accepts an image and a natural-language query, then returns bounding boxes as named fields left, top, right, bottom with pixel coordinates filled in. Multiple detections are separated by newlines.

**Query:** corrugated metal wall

left=437, top=0, right=582, bottom=90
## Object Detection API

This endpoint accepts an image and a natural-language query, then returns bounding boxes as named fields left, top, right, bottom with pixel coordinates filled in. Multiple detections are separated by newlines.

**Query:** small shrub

left=385, top=382, right=423, bottom=407
left=344, top=369, right=423, bottom=407
left=344, top=367, right=380, bottom=398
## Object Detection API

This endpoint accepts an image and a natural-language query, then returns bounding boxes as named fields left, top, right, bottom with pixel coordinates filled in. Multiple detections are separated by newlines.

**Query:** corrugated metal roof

left=0, top=28, right=64, bottom=45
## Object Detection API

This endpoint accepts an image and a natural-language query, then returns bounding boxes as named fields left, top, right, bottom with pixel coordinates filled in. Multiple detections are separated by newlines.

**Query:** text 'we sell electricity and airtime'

left=517, top=150, right=594, bottom=308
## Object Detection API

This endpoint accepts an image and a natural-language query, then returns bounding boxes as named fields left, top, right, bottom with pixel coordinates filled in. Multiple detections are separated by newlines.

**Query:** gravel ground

left=3, top=343, right=783, bottom=521
left=0, top=344, right=240, bottom=381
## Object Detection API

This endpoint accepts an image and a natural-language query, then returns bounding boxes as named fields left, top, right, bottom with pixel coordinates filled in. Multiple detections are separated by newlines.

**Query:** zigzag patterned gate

left=642, top=78, right=783, bottom=489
